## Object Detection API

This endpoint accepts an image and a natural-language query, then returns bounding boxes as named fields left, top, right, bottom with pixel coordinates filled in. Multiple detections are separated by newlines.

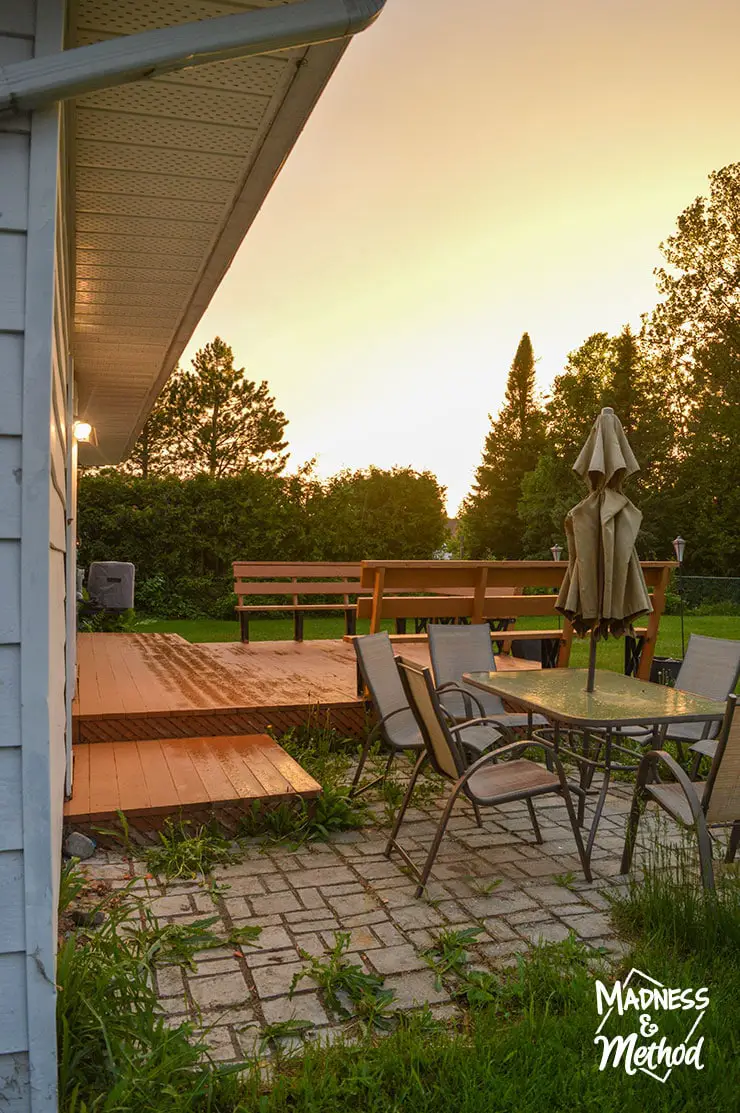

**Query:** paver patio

left=82, top=776, right=676, bottom=1062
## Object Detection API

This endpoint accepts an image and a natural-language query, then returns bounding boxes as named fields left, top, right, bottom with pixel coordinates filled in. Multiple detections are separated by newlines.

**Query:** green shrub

left=78, top=468, right=447, bottom=619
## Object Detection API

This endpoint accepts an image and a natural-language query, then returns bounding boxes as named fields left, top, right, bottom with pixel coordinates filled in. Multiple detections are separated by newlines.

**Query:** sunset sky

left=182, top=0, right=740, bottom=513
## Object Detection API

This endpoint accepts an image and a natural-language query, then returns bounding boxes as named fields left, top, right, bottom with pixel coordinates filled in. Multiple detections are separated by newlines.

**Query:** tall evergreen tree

left=518, top=327, right=675, bottom=558
left=644, top=162, right=740, bottom=573
left=460, top=333, right=546, bottom=557
left=121, top=338, right=289, bottom=478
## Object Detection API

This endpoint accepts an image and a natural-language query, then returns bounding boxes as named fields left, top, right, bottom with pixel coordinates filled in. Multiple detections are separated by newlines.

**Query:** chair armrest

left=368, top=706, right=412, bottom=742
left=436, top=682, right=485, bottom=720
left=636, top=749, right=705, bottom=823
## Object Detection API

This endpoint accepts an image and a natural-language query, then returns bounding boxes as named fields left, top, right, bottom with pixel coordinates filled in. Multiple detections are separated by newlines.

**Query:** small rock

left=64, top=832, right=97, bottom=860
left=70, top=909, right=105, bottom=927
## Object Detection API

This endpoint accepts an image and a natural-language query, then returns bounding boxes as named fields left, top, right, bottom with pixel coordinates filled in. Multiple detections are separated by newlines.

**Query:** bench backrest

left=233, top=562, right=367, bottom=605
left=359, top=559, right=676, bottom=677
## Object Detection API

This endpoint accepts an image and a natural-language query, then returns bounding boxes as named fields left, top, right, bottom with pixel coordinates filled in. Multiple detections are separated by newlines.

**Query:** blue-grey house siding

left=0, top=2, right=70, bottom=1110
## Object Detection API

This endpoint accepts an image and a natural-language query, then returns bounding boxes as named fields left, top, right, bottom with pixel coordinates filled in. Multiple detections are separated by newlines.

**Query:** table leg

left=585, top=728, right=612, bottom=860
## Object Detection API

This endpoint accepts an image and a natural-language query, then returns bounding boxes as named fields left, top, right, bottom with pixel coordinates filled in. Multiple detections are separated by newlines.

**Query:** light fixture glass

left=550, top=544, right=563, bottom=561
left=672, top=536, right=686, bottom=564
left=73, top=420, right=93, bottom=442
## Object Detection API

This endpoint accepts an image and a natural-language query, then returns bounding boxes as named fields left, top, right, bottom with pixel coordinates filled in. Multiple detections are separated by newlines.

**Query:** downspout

left=0, top=0, right=386, bottom=114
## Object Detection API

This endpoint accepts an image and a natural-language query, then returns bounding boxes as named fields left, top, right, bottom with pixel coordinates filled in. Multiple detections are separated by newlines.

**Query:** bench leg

left=294, top=611, right=304, bottom=642
left=239, top=613, right=250, bottom=644
left=345, top=609, right=357, bottom=636
left=395, top=618, right=407, bottom=635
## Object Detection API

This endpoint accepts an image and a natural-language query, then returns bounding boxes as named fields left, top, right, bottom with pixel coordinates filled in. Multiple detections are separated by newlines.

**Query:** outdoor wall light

left=550, top=544, right=563, bottom=561
left=73, top=420, right=93, bottom=442
left=672, top=536, right=686, bottom=564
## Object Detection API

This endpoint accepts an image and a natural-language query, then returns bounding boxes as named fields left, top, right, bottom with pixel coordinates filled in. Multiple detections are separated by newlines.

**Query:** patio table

left=462, top=668, right=725, bottom=859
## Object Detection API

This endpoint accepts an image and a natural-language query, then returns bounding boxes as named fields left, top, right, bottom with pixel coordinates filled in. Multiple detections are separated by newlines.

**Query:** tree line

left=459, top=161, right=740, bottom=577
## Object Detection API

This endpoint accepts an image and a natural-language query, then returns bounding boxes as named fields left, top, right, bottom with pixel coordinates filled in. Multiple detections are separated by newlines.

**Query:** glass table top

left=463, top=668, right=726, bottom=728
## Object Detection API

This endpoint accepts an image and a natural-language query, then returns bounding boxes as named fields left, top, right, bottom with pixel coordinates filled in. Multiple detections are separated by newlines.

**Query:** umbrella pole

left=586, top=630, right=597, bottom=693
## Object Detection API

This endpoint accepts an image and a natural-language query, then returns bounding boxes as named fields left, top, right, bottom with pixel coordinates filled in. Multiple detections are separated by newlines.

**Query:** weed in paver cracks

left=290, top=931, right=397, bottom=1034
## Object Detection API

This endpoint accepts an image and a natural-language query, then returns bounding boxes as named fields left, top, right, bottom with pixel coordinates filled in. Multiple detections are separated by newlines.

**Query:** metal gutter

left=0, top=0, right=386, bottom=113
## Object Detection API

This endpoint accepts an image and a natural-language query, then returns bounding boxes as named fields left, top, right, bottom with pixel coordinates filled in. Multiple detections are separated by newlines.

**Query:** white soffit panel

left=72, top=0, right=348, bottom=464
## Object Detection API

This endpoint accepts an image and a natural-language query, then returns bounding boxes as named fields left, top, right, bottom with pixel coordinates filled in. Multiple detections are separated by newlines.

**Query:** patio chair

left=617, top=635, right=740, bottom=766
left=621, top=694, right=740, bottom=890
left=427, top=623, right=549, bottom=731
left=384, top=656, right=592, bottom=895
left=350, top=632, right=505, bottom=800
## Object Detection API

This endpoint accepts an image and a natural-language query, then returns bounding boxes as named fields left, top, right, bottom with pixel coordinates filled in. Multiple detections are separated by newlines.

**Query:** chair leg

left=559, top=788, right=592, bottom=883
left=472, top=799, right=484, bottom=828
left=349, top=736, right=373, bottom=796
left=384, top=752, right=426, bottom=859
left=726, top=821, right=740, bottom=864
left=525, top=797, right=542, bottom=844
left=415, top=784, right=462, bottom=897
left=689, top=751, right=703, bottom=781
left=383, top=750, right=395, bottom=782
left=695, top=813, right=716, bottom=891
left=620, top=788, right=645, bottom=875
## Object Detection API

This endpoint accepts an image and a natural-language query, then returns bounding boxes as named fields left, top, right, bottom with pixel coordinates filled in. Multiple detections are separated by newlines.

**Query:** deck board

left=65, top=733, right=322, bottom=831
left=73, top=633, right=539, bottom=744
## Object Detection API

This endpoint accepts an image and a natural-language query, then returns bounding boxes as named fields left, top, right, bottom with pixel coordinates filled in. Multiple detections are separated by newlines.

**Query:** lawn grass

left=132, top=613, right=740, bottom=674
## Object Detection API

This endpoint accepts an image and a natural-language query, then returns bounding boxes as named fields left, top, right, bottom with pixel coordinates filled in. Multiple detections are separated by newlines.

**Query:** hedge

left=78, top=467, right=448, bottom=619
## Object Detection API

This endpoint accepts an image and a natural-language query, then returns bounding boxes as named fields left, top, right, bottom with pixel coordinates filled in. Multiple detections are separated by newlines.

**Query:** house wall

left=0, top=2, right=70, bottom=1110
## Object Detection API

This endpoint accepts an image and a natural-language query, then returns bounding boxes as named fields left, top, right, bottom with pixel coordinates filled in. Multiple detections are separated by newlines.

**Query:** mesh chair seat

left=458, top=722, right=503, bottom=755
left=644, top=782, right=696, bottom=827
left=467, top=758, right=560, bottom=802
left=382, top=707, right=424, bottom=752
left=690, top=738, right=718, bottom=761
left=439, top=685, right=548, bottom=729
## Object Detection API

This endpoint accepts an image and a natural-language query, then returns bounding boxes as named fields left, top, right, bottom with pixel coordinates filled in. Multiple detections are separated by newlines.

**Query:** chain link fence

left=671, top=575, right=740, bottom=615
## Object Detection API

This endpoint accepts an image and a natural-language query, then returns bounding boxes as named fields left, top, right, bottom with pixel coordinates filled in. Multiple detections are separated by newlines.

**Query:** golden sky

left=182, top=0, right=740, bottom=513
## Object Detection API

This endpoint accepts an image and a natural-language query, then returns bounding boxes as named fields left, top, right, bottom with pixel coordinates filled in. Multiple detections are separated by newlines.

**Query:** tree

left=173, top=338, right=288, bottom=477
left=459, top=333, right=546, bottom=557
left=120, top=380, right=182, bottom=478
left=311, top=467, right=448, bottom=561
left=643, top=163, right=740, bottom=573
left=122, top=337, right=289, bottom=478
left=518, top=328, right=675, bottom=558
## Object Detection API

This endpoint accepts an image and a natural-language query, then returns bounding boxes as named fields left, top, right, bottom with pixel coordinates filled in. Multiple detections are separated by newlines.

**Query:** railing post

left=636, top=566, right=671, bottom=680
left=472, top=565, right=487, bottom=624
left=557, top=618, right=574, bottom=667
left=369, top=567, right=385, bottom=634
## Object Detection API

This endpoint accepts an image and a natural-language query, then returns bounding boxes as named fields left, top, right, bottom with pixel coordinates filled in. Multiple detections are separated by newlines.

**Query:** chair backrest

left=427, top=623, right=497, bottom=689
left=395, top=656, right=466, bottom=782
left=676, top=634, right=740, bottom=702
left=704, top=694, right=740, bottom=824
left=354, top=632, right=410, bottom=718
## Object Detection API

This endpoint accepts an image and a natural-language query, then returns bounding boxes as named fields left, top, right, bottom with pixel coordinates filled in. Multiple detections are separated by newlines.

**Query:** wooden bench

left=232, top=562, right=475, bottom=644
left=233, top=562, right=370, bottom=642
left=358, top=560, right=673, bottom=679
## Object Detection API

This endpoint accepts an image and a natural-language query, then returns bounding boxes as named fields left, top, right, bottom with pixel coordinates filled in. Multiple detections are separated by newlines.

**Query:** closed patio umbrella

left=555, top=407, right=652, bottom=692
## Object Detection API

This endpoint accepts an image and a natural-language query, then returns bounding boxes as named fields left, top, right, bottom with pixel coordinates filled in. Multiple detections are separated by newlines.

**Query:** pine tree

left=121, top=338, right=289, bottom=478
left=460, top=333, right=546, bottom=557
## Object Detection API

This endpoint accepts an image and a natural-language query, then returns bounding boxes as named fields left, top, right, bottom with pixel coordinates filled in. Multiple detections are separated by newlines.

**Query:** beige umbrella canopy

left=555, top=407, right=652, bottom=691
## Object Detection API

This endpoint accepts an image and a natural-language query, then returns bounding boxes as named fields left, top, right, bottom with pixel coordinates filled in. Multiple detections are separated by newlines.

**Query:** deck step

left=64, top=734, right=321, bottom=842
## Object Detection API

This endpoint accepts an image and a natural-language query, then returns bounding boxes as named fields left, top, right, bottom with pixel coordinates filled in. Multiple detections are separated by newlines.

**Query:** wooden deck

left=73, top=632, right=539, bottom=744
left=64, top=733, right=321, bottom=840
